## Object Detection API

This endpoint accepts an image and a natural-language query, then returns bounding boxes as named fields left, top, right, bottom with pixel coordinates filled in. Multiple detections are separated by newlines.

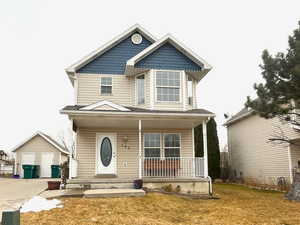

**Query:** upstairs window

left=136, top=75, right=145, bottom=104
left=100, top=77, right=112, bottom=95
left=156, top=71, right=180, bottom=102
left=187, top=76, right=193, bottom=105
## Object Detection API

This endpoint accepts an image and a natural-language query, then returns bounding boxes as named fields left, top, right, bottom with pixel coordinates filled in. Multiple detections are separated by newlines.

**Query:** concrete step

left=66, top=182, right=134, bottom=190
left=83, top=189, right=145, bottom=198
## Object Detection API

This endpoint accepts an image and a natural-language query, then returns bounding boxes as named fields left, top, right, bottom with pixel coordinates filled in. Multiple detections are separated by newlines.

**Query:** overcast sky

left=0, top=0, right=299, bottom=152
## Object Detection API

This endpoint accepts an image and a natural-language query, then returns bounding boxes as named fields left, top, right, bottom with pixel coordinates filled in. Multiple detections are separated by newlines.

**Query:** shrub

left=162, top=184, right=173, bottom=192
left=174, top=185, right=181, bottom=193
left=60, top=161, right=69, bottom=188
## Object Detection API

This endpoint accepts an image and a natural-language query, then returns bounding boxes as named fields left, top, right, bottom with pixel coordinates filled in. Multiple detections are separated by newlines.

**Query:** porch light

left=122, top=136, right=130, bottom=150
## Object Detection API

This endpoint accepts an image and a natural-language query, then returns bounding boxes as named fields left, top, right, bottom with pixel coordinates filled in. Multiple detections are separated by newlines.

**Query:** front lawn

left=22, top=184, right=300, bottom=225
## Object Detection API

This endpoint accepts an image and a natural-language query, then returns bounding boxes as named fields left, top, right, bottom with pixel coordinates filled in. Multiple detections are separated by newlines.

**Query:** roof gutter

left=223, top=110, right=254, bottom=126
left=60, top=109, right=215, bottom=118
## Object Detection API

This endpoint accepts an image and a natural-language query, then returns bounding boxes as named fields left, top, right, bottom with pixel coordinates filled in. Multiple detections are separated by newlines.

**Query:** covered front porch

left=63, top=108, right=213, bottom=183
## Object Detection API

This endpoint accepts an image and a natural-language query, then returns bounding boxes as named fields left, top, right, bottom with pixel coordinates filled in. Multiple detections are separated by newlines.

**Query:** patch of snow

left=20, top=196, right=63, bottom=213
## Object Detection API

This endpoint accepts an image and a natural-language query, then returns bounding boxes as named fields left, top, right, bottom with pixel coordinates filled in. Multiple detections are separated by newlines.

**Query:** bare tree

left=268, top=113, right=300, bottom=147
left=57, top=128, right=75, bottom=158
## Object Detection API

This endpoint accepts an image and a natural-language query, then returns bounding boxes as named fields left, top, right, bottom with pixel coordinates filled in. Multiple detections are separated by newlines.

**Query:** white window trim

left=135, top=74, right=146, bottom=105
left=154, top=70, right=182, bottom=104
left=163, top=133, right=181, bottom=158
left=143, top=133, right=181, bottom=159
left=100, top=77, right=113, bottom=95
left=143, top=133, right=162, bottom=158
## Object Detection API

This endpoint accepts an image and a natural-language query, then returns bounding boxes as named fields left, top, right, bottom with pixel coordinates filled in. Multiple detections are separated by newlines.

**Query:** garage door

left=21, top=152, right=35, bottom=178
left=40, top=153, right=54, bottom=178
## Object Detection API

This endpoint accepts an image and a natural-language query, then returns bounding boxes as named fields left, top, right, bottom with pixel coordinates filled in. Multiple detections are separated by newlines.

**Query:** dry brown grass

left=21, top=184, right=300, bottom=225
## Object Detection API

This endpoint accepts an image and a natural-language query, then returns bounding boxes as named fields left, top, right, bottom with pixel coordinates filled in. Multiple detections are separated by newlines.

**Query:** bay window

left=136, top=74, right=145, bottom=104
left=187, top=76, right=193, bottom=105
left=156, top=71, right=180, bottom=102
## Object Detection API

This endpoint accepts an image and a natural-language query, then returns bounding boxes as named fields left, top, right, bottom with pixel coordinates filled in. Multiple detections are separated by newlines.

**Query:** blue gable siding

left=78, top=33, right=152, bottom=74
left=135, top=43, right=201, bottom=71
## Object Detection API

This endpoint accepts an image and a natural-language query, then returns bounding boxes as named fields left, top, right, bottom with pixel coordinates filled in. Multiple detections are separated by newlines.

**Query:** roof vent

left=131, top=33, right=142, bottom=45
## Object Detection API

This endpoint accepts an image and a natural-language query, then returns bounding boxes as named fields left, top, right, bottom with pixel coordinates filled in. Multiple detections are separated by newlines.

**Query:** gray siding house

left=61, top=24, right=214, bottom=194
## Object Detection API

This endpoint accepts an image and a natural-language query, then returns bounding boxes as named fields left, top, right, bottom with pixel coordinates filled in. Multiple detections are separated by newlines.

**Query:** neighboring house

left=225, top=108, right=300, bottom=185
left=12, top=131, right=69, bottom=178
left=0, top=150, right=9, bottom=165
left=0, top=150, right=12, bottom=175
left=61, top=24, right=214, bottom=194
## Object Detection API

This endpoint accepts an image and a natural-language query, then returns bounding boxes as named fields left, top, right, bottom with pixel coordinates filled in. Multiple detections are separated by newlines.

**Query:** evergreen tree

left=194, top=118, right=220, bottom=179
left=246, top=21, right=300, bottom=122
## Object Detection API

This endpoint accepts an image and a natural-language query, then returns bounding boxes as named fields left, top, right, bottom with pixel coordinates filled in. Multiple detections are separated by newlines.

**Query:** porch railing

left=142, top=157, right=204, bottom=178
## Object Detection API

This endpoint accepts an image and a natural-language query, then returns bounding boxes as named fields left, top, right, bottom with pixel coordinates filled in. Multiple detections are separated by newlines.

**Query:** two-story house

left=61, top=24, right=214, bottom=194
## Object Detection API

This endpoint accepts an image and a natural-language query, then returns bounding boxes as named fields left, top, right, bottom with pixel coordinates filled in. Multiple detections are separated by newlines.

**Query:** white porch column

left=138, top=120, right=142, bottom=179
left=203, top=120, right=208, bottom=177
left=192, top=127, right=196, bottom=177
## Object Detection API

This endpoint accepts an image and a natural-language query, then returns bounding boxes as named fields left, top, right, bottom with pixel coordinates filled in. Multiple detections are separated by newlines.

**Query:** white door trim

left=95, top=133, right=117, bottom=175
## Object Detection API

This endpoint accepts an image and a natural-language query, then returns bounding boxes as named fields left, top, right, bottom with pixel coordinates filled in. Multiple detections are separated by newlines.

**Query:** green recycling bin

left=22, top=165, right=34, bottom=179
left=51, top=165, right=61, bottom=178
left=33, top=165, right=40, bottom=178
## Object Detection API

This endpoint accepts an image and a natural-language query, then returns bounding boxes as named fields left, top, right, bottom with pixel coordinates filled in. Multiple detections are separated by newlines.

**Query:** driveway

left=0, top=178, right=55, bottom=221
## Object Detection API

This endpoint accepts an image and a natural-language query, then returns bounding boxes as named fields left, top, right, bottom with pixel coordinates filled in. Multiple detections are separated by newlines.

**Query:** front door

left=96, top=133, right=117, bottom=175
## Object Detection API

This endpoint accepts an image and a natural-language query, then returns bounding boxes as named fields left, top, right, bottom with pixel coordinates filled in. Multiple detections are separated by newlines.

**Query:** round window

left=100, top=137, right=112, bottom=167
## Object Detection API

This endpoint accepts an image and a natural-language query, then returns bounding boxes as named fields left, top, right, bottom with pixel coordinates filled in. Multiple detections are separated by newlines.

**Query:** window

left=136, top=75, right=145, bottom=104
left=156, top=71, right=180, bottom=102
left=144, top=133, right=160, bottom=157
left=144, top=133, right=181, bottom=158
left=164, top=134, right=180, bottom=157
left=100, top=77, right=112, bottom=94
left=187, top=76, right=193, bottom=105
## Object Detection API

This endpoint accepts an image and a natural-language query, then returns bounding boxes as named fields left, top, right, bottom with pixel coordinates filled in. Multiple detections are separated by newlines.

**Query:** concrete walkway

left=0, top=178, right=58, bottom=221
left=40, top=188, right=145, bottom=199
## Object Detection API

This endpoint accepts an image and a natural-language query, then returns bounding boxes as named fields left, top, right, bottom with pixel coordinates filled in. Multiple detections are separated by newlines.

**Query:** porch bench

left=143, top=159, right=180, bottom=177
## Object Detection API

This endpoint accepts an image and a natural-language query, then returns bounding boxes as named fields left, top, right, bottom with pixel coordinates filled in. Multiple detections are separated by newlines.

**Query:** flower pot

left=133, top=179, right=143, bottom=189
left=47, top=181, right=61, bottom=190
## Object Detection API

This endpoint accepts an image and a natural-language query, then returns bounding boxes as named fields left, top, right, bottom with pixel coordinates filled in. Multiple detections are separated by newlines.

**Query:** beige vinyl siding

left=15, top=136, right=63, bottom=175
left=76, top=128, right=193, bottom=178
left=76, top=71, right=199, bottom=111
left=77, top=73, right=132, bottom=106
left=228, top=114, right=300, bottom=185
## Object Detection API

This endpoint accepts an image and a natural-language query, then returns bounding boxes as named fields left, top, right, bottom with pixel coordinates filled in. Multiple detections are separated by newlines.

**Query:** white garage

left=12, top=131, right=69, bottom=178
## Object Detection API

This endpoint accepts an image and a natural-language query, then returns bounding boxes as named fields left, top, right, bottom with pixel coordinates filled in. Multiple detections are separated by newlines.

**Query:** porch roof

left=61, top=105, right=214, bottom=129
left=61, top=105, right=214, bottom=116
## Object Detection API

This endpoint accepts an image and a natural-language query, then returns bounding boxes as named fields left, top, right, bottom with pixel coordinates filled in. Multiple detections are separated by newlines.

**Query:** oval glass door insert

left=100, top=137, right=112, bottom=167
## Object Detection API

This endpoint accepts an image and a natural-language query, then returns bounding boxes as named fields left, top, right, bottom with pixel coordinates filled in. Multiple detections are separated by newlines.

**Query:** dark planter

left=47, top=181, right=61, bottom=190
left=133, top=179, right=143, bottom=189
left=13, top=175, right=20, bottom=179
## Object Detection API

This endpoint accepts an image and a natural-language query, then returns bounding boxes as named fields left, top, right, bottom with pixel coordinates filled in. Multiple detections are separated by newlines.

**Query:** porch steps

left=66, top=179, right=134, bottom=190
left=84, top=189, right=145, bottom=198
